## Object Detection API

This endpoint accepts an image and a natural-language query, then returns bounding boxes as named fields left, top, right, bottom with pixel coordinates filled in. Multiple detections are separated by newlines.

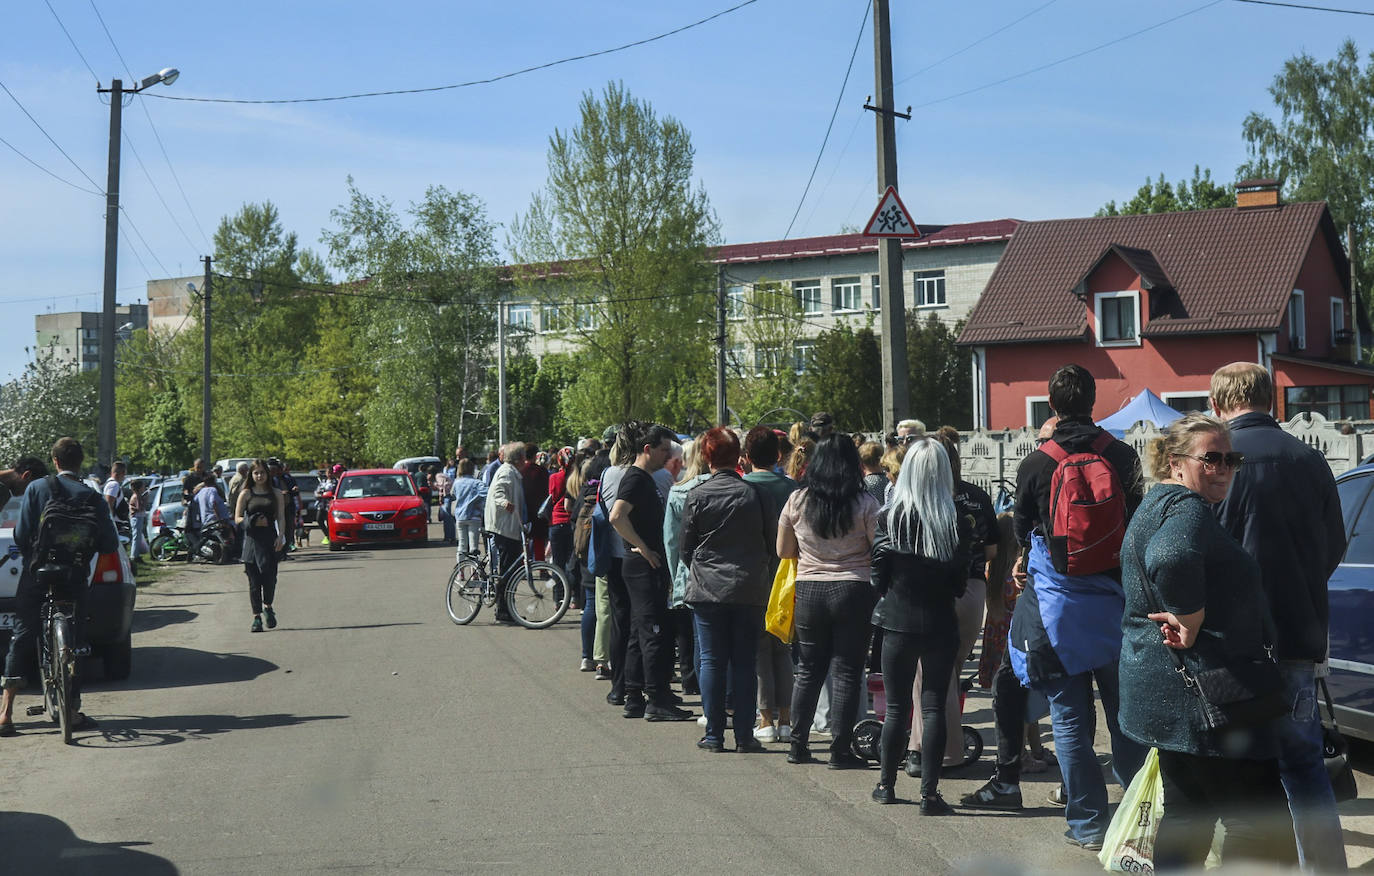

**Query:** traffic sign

left=862, top=186, right=919, bottom=239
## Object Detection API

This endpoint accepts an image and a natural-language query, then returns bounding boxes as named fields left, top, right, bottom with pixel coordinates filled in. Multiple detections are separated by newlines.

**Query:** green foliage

left=801, top=322, right=882, bottom=433
left=509, top=81, right=720, bottom=432
left=137, top=387, right=196, bottom=470
left=727, top=281, right=806, bottom=427
left=906, top=314, right=972, bottom=429
left=1096, top=167, right=1236, bottom=216
left=279, top=303, right=373, bottom=467
left=0, top=343, right=99, bottom=465
left=1240, top=38, right=1374, bottom=324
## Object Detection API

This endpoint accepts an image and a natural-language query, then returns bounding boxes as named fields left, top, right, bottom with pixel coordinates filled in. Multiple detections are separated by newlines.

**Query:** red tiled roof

left=713, top=220, right=1019, bottom=265
left=958, top=202, right=1347, bottom=346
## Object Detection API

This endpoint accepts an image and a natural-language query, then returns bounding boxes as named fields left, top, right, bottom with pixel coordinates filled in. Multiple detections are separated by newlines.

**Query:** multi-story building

left=145, top=274, right=200, bottom=336
left=34, top=304, right=148, bottom=372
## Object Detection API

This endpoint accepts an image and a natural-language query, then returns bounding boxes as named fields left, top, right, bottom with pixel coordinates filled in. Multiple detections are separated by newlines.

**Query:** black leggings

left=879, top=626, right=959, bottom=797
left=245, top=562, right=277, bottom=615
left=790, top=579, right=873, bottom=755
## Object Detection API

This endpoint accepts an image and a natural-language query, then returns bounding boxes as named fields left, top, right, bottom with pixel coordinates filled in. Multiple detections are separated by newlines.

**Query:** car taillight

left=151, top=507, right=163, bottom=527
left=93, top=553, right=121, bottom=583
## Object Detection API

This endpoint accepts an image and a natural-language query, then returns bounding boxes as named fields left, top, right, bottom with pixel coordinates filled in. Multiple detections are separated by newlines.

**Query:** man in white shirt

left=102, top=461, right=126, bottom=519
left=483, top=442, right=528, bottom=623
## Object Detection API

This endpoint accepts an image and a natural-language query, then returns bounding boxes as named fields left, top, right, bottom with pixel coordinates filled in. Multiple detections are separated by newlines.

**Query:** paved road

left=4, top=527, right=1374, bottom=874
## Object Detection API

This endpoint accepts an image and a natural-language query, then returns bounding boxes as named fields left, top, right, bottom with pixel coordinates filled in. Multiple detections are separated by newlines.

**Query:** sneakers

left=606, top=691, right=625, bottom=706
left=777, top=724, right=792, bottom=743
left=920, top=794, right=954, bottom=816
left=1047, top=784, right=1067, bottom=806
left=250, top=616, right=264, bottom=633
left=755, top=724, right=777, bottom=743
left=735, top=738, right=766, bottom=753
left=697, top=737, right=726, bottom=753
left=622, top=697, right=647, bottom=719
left=580, top=658, right=595, bottom=672
left=1064, top=831, right=1103, bottom=851
left=827, top=751, right=867, bottom=771
left=645, top=703, right=693, bottom=722
left=960, top=778, right=1023, bottom=810
left=594, top=664, right=611, bottom=680
left=871, top=783, right=896, bottom=805
left=787, top=742, right=815, bottom=765
left=264, top=606, right=277, bottom=629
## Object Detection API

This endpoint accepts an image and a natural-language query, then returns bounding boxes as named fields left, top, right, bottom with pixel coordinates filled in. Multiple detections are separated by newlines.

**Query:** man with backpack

left=1004, top=365, right=1146, bottom=851
left=0, top=438, right=118, bottom=735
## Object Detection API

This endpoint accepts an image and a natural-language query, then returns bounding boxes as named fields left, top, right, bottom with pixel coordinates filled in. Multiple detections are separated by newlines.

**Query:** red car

left=326, top=469, right=428, bottom=551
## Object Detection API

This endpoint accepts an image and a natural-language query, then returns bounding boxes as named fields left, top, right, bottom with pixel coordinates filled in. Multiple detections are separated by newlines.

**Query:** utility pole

left=716, top=265, right=727, bottom=426
left=872, top=0, right=910, bottom=433
left=201, top=256, right=212, bottom=469
left=497, top=302, right=507, bottom=447
left=96, top=79, right=123, bottom=470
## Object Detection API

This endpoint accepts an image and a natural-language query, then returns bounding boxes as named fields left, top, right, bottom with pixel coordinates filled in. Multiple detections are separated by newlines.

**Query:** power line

left=1231, top=0, right=1374, bottom=14
left=118, top=224, right=154, bottom=281
left=118, top=207, right=173, bottom=277
left=0, top=132, right=102, bottom=196
left=44, top=0, right=100, bottom=83
left=137, top=100, right=213, bottom=249
left=87, top=0, right=135, bottom=81
left=912, top=0, right=1225, bottom=111
left=783, top=1, right=870, bottom=240
left=123, top=130, right=201, bottom=254
left=895, top=0, right=1061, bottom=87
left=145, top=0, right=762, bottom=105
left=0, top=78, right=105, bottom=192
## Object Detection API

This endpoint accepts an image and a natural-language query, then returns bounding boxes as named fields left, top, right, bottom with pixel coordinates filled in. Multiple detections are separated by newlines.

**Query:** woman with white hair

left=870, top=437, right=970, bottom=813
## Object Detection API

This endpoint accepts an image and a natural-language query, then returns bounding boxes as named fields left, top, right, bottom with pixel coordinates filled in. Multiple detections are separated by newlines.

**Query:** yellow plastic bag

left=1100, top=747, right=1164, bottom=872
left=765, top=558, right=797, bottom=644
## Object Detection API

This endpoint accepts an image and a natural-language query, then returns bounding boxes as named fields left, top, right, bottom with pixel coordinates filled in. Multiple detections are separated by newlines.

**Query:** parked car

left=145, top=474, right=228, bottom=545
left=327, top=469, right=428, bottom=551
left=0, top=493, right=138, bottom=680
left=394, top=457, right=440, bottom=507
left=290, top=471, right=321, bottom=526
left=1326, top=463, right=1374, bottom=741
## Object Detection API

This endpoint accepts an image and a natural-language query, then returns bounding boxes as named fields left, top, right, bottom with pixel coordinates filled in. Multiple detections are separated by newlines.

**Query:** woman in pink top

left=777, top=435, right=879, bottom=768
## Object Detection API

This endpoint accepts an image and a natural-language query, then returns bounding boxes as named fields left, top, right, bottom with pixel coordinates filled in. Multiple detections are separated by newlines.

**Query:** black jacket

left=1012, top=415, right=1145, bottom=550
left=870, top=510, right=971, bottom=634
left=681, top=471, right=777, bottom=606
left=1213, top=412, right=1345, bottom=661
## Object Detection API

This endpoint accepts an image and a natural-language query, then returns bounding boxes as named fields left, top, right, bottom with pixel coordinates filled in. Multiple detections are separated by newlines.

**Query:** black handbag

left=1318, top=677, right=1359, bottom=802
left=536, top=494, right=554, bottom=523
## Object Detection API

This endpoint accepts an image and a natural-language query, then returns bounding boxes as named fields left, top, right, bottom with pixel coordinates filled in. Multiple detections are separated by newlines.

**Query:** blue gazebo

left=1096, top=389, right=1185, bottom=437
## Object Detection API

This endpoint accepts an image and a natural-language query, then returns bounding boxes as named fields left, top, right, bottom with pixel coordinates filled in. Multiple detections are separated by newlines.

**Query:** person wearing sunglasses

left=1118, top=412, right=1296, bottom=869
left=1209, top=362, right=1348, bottom=872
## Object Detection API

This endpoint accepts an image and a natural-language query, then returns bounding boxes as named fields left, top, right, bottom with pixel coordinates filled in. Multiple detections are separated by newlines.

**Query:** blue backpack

left=586, top=489, right=613, bottom=577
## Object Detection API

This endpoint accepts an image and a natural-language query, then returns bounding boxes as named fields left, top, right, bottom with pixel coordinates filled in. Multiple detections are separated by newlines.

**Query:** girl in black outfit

left=234, top=458, right=287, bottom=633
left=870, top=437, right=970, bottom=813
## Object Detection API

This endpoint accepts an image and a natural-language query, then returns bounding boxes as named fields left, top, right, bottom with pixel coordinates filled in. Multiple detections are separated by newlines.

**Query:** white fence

left=957, top=412, right=1365, bottom=498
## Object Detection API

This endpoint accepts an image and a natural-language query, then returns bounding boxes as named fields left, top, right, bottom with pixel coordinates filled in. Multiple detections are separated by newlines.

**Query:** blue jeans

left=694, top=602, right=762, bottom=745
left=1276, top=663, right=1347, bottom=871
left=439, top=497, right=456, bottom=543
left=581, top=585, right=596, bottom=660
left=1041, top=661, right=1146, bottom=844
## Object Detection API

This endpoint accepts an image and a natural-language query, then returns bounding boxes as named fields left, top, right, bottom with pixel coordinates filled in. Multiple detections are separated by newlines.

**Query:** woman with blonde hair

left=870, top=438, right=970, bottom=812
left=785, top=437, right=815, bottom=482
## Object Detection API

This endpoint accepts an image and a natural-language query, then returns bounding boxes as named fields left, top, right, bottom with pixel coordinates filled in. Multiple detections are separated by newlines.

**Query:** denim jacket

left=664, top=474, right=709, bottom=607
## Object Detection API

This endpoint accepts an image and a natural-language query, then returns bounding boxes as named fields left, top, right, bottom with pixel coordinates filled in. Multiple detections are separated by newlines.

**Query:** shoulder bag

left=1319, top=677, right=1359, bottom=802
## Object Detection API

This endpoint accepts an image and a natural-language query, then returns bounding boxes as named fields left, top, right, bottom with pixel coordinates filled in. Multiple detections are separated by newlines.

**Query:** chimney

left=1236, top=178, right=1281, bottom=209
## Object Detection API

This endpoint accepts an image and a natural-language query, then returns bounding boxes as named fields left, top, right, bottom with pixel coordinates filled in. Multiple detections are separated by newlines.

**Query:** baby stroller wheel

left=961, top=725, right=984, bottom=767
left=851, top=719, right=883, bottom=762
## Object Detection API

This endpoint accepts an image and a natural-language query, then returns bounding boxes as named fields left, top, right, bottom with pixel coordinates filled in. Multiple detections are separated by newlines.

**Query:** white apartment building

left=34, top=303, right=148, bottom=372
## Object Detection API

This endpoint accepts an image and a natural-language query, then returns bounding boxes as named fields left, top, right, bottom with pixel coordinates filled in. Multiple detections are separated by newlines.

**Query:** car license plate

left=363, top=523, right=394, bottom=531
left=0, top=613, right=14, bottom=630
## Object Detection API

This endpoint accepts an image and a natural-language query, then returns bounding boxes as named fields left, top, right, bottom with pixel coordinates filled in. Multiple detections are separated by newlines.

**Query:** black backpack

left=32, top=476, right=105, bottom=599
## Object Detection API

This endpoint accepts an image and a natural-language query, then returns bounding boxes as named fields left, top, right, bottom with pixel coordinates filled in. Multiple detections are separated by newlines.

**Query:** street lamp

left=96, top=67, right=179, bottom=469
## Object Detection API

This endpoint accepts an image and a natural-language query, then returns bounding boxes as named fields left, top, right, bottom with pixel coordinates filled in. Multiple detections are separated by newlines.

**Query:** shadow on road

left=94, top=646, right=276, bottom=692
left=131, top=608, right=199, bottom=634
left=74, top=711, right=349, bottom=748
left=284, top=623, right=423, bottom=632
left=0, top=811, right=177, bottom=874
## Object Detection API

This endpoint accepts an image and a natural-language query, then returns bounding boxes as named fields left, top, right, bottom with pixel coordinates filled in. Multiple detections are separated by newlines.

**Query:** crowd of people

left=478, top=360, right=1349, bottom=871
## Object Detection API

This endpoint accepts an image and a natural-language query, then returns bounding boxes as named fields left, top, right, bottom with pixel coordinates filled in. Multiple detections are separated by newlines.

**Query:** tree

left=1240, top=39, right=1374, bottom=318
left=906, top=314, right=972, bottom=429
left=801, top=322, right=882, bottom=432
left=278, top=309, right=373, bottom=467
left=509, top=81, right=720, bottom=433
left=324, top=180, right=501, bottom=461
left=727, top=280, right=806, bottom=427
left=1097, top=166, right=1236, bottom=216
left=0, top=344, right=99, bottom=465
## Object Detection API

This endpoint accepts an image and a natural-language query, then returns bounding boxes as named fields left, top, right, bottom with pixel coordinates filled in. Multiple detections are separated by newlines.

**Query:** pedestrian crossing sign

left=863, top=186, right=919, bottom=239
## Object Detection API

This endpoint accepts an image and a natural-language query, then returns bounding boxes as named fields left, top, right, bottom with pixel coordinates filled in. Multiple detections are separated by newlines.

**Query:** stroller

left=851, top=672, right=983, bottom=775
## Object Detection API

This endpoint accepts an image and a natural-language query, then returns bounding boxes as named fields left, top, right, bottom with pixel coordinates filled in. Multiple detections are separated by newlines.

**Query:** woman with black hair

left=777, top=434, right=880, bottom=768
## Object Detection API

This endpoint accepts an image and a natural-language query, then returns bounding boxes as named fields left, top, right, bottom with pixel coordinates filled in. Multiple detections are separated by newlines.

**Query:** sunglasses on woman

left=1174, top=451, right=1244, bottom=472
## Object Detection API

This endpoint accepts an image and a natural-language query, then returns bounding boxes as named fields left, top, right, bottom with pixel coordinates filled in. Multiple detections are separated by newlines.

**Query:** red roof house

left=957, top=183, right=1370, bottom=428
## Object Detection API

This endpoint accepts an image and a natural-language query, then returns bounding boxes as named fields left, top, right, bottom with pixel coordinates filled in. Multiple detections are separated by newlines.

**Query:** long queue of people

left=474, top=359, right=1348, bottom=872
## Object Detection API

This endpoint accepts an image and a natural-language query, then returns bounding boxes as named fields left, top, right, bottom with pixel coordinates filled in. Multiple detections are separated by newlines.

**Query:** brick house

left=957, top=182, right=1371, bottom=429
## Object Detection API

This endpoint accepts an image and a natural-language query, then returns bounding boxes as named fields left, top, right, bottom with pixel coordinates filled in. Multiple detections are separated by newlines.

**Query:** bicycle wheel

left=50, top=615, right=73, bottom=744
left=445, top=559, right=484, bottom=625
left=149, top=535, right=179, bottom=563
left=505, top=561, right=572, bottom=629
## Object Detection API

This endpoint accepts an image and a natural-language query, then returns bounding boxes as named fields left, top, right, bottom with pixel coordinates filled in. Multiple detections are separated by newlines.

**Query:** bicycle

left=445, top=529, right=572, bottom=629
left=23, top=568, right=81, bottom=744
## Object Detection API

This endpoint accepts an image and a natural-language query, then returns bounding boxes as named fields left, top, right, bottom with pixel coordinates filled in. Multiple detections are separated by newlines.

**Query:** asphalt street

left=3, top=523, right=1374, bottom=875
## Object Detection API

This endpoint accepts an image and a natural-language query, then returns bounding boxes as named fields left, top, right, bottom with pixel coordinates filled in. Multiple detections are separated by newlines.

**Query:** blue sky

left=2, top=0, right=1370, bottom=385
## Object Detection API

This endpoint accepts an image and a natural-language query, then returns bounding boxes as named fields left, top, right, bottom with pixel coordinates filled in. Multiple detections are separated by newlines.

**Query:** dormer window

left=1094, top=290, right=1140, bottom=347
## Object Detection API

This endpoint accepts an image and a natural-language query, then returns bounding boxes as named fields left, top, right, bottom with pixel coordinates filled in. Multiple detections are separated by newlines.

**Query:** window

left=832, top=277, right=862, bottom=312
left=871, top=275, right=881, bottom=310
left=1027, top=396, right=1052, bottom=429
left=754, top=345, right=785, bottom=376
left=82, top=328, right=98, bottom=340
left=1332, top=297, right=1346, bottom=345
left=1161, top=393, right=1211, bottom=414
left=727, top=284, right=747, bottom=320
left=575, top=303, right=598, bottom=330
left=82, top=344, right=99, bottom=358
left=727, top=344, right=748, bottom=375
left=914, top=270, right=946, bottom=308
left=794, top=280, right=822, bottom=314
left=541, top=303, right=568, bottom=333
left=507, top=304, right=532, bottom=330
left=1338, top=474, right=1374, bottom=551
left=1094, top=290, right=1139, bottom=346
left=1285, top=385, right=1367, bottom=420
left=793, top=340, right=816, bottom=374
left=1288, top=289, right=1306, bottom=350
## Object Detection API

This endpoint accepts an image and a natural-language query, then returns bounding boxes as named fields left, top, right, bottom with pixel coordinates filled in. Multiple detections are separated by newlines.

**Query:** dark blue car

left=1329, top=463, right=1374, bottom=741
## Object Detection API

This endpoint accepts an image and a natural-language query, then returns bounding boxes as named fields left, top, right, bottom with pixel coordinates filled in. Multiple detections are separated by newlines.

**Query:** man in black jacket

left=1210, top=362, right=1347, bottom=871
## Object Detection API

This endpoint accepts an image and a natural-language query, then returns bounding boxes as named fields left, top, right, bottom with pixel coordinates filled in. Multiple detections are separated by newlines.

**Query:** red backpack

left=1040, top=432, right=1126, bottom=575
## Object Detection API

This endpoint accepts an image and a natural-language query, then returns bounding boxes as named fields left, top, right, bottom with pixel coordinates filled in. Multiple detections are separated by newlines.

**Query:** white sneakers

left=755, top=724, right=777, bottom=742
left=579, top=658, right=595, bottom=672
left=777, top=724, right=792, bottom=743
